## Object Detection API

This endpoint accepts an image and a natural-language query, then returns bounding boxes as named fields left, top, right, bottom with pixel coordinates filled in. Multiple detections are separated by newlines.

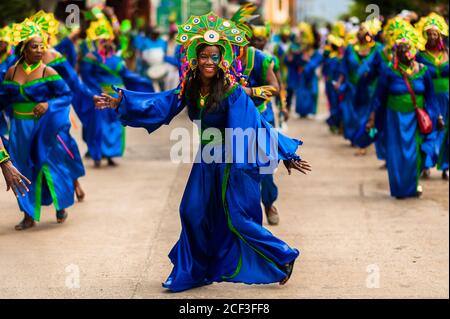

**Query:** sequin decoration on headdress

left=11, top=18, right=48, bottom=48
left=86, top=17, right=115, bottom=41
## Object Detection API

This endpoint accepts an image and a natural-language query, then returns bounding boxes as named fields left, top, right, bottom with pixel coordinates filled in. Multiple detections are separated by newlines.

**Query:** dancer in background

left=289, top=22, right=323, bottom=118
left=1, top=20, right=75, bottom=229
left=79, top=17, right=154, bottom=167
left=416, top=13, right=449, bottom=180
left=366, top=23, right=438, bottom=198
left=30, top=10, right=87, bottom=201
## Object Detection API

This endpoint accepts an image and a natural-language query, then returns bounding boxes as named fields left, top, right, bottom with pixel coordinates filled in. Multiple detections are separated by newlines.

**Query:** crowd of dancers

left=0, top=3, right=448, bottom=292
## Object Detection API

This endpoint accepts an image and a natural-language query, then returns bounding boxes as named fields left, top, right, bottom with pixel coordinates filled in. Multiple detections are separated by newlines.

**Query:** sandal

left=280, top=260, right=295, bottom=285
left=56, top=210, right=68, bottom=224
left=15, top=217, right=35, bottom=231
left=265, top=205, right=280, bottom=225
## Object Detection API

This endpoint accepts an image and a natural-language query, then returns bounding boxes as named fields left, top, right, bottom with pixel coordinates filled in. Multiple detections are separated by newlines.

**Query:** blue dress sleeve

left=55, top=37, right=77, bottom=68
left=114, top=87, right=185, bottom=133
left=52, top=59, right=95, bottom=126
left=226, top=85, right=302, bottom=171
left=79, top=58, right=102, bottom=95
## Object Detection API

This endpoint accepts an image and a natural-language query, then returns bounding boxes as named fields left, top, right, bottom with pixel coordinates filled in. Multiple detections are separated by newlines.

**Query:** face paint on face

left=426, top=29, right=440, bottom=48
left=396, top=42, right=415, bottom=65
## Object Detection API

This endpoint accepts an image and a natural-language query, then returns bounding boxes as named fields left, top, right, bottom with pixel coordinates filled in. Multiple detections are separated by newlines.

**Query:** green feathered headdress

left=176, top=12, right=249, bottom=72
left=230, top=3, right=259, bottom=39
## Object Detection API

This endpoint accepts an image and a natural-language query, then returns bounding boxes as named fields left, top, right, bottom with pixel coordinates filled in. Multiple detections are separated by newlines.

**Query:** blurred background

left=1, top=0, right=448, bottom=32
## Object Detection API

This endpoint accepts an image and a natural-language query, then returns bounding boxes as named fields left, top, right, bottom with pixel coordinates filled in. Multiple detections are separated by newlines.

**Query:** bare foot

left=74, top=180, right=85, bottom=202
left=264, top=205, right=280, bottom=225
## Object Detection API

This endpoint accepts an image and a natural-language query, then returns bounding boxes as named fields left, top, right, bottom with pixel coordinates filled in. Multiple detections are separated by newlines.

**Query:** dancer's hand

left=94, top=91, right=123, bottom=109
left=283, top=159, right=311, bottom=175
left=1, top=161, right=31, bottom=197
left=33, top=102, right=48, bottom=117
left=251, top=86, right=277, bottom=100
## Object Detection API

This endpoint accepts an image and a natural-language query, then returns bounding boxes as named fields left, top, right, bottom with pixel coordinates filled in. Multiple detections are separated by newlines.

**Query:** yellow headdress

left=11, top=18, right=48, bottom=47
left=327, top=34, right=345, bottom=48
left=393, top=23, right=426, bottom=58
left=29, top=10, right=59, bottom=36
left=361, top=18, right=382, bottom=36
left=416, top=12, right=449, bottom=38
left=0, top=25, right=13, bottom=44
left=86, top=17, right=115, bottom=41
left=332, top=21, right=346, bottom=38
left=383, top=16, right=412, bottom=49
left=298, top=22, right=314, bottom=45
left=252, top=22, right=271, bottom=39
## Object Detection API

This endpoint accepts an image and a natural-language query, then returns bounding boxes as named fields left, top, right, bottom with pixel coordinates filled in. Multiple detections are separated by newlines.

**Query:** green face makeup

left=211, top=53, right=220, bottom=65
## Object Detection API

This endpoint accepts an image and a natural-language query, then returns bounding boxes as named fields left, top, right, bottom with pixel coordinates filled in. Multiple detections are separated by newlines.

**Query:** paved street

left=0, top=91, right=448, bottom=299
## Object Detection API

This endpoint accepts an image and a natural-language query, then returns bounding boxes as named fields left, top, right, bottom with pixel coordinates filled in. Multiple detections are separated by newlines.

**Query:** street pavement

left=0, top=90, right=448, bottom=299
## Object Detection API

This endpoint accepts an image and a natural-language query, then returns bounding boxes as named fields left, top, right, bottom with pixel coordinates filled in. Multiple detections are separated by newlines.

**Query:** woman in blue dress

left=1, top=19, right=77, bottom=230
left=95, top=12, right=311, bottom=292
left=366, top=25, right=438, bottom=199
left=336, top=20, right=382, bottom=155
left=415, top=13, right=449, bottom=180
left=323, top=32, right=346, bottom=133
left=79, top=18, right=154, bottom=167
left=289, top=22, right=323, bottom=118
left=30, top=10, right=88, bottom=201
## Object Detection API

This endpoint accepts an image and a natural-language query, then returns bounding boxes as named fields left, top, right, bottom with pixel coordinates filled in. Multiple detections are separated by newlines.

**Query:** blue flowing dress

left=371, top=64, right=438, bottom=198
left=114, top=84, right=302, bottom=292
left=323, top=51, right=344, bottom=129
left=79, top=51, right=154, bottom=161
left=46, top=55, right=93, bottom=181
left=292, top=49, right=323, bottom=117
left=339, top=43, right=382, bottom=141
left=416, top=51, right=449, bottom=171
left=0, top=74, right=76, bottom=220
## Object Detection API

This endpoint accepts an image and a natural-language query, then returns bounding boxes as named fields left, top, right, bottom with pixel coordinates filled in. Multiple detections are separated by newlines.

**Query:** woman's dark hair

left=184, top=44, right=227, bottom=114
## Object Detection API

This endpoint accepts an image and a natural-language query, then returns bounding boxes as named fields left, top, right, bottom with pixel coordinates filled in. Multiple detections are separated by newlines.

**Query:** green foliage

left=0, top=0, right=40, bottom=26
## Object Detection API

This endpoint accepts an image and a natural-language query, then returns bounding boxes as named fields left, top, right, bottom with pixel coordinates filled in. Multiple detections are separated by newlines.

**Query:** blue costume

left=291, top=49, right=323, bottom=117
left=339, top=43, right=382, bottom=141
left=323, top=51, right=344, bottom=129
left=416, top=51, right=449, bottom=171
left=79, top=51, right=154, bottom=161
left=114, top=83, right=301, bottom=292
left=0, top=73, right=77, bottom=220
left=371, top=64, right=438, bottom=198
left=47, top=54, right=92, bottom=181
left=54, top=36, right=77, bottom=68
